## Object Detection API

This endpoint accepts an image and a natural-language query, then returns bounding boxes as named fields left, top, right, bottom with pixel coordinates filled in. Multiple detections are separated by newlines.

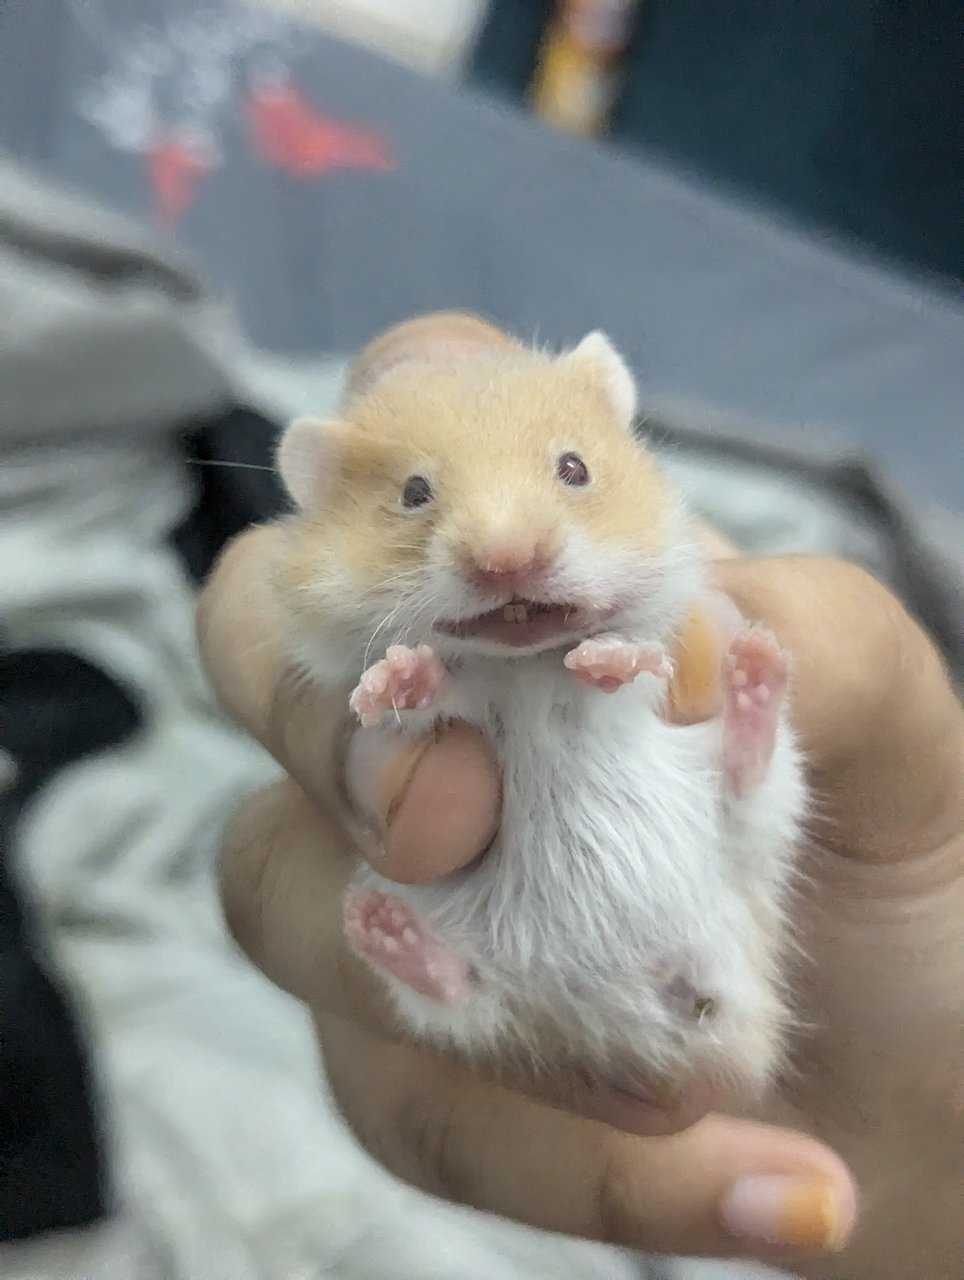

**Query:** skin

left=198, top=523, right=962, bottom=1278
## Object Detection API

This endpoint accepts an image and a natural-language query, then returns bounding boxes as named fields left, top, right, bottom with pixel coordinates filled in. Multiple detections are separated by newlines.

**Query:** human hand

left=199, top=528, right=962, bottom=1278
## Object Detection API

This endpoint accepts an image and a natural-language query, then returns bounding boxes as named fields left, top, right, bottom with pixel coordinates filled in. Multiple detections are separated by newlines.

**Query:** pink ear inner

left=276, top=416, right=338, bottom=509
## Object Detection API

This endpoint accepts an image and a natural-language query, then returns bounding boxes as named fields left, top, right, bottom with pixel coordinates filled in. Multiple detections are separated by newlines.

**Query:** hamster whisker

left=363, top=591, right=421, bottom=668
left=399, top=588, right=451, bottom=650
left=185, top=459, right=280, bottom=475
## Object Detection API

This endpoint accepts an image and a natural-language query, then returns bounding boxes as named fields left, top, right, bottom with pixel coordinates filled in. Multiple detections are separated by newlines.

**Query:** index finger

left=320, top=1012, right=857, bottom=1271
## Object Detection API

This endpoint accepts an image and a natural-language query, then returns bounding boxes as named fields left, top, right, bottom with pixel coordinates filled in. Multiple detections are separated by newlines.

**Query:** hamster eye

left=401, top=474, right=434, bottom=509
left=556, top=451, right=590, bottom=487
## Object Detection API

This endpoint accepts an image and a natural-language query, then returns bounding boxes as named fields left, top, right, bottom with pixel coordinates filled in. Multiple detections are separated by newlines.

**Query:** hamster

left=273, top=313, right=807, bottom=1121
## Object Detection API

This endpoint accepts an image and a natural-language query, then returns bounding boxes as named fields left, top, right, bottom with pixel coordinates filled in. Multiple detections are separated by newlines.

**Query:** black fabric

left=172, top=408, right=289, bottom=586
left=0, top=652, right=142, bottom=813
left=0, top=900, right=106, bottom=1241
left=467, top=0, right=554, bottom=99
left=0, top=650, right=142, bottom=1241
left=469, top=0, right=964, bottom=283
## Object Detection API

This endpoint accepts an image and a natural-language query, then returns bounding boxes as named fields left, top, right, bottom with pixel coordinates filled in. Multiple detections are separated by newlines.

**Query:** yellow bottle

left=531, top=0, right=641, bottom=137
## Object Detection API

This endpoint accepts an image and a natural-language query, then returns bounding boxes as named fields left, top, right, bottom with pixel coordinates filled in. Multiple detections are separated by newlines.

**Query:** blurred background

left=264, top=0, right=963, bottom=283
left=259, top=0, right=488, bottom=76
left=1, top=3, right=961, bottom=1280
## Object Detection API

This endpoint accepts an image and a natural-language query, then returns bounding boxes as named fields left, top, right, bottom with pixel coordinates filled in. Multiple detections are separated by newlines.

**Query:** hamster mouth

left=436, top=598, right=613, bottom=650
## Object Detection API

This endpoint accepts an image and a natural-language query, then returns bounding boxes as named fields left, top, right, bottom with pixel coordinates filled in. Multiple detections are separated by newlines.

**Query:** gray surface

left=1, top=0, right=962, bottom=510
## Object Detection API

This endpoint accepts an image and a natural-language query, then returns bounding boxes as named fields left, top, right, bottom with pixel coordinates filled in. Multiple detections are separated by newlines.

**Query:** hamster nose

left=460, top=534, right=557, bottom=594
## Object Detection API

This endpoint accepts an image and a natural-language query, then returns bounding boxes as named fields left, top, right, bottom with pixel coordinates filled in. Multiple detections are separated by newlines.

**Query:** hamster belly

left=359, top=662, right=802, bottom=1090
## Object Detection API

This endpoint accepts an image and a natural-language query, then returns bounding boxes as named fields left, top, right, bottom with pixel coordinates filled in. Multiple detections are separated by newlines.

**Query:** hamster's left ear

left=568, top=332, right=637, bottom=427
left=276, top=416, right=346, bottom=509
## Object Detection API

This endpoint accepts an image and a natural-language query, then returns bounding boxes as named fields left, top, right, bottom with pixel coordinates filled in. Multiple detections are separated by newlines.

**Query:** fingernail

left=344, top=728, right=431, bottom=851
left=721, top=1175, right=853, bottom=1251
left=667, top=606, right=720, bottom=723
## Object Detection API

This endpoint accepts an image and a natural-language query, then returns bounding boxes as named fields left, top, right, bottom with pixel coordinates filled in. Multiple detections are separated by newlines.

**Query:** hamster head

left=276, top=329, right=703, bottom=677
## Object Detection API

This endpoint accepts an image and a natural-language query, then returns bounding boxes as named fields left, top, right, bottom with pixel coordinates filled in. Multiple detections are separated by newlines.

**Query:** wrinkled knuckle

left=594, top=1146, right=640, bottom=1248
left=396, top=1093, right=479, bottom=1206
left=324, top=1060, right=386, bottom=1166
left=267, top=665, right=351, bottom=797
left=327, top=1078, right=467, bottom=1201
left=218, top=788, right=280, bottom=954
left=266, top=666, right=300, bottom=764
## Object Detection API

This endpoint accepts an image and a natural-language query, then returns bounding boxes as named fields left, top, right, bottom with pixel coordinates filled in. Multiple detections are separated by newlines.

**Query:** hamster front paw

left=564, top=634, right=673, bottom=693
left=722, top=626, right=790, bottom=796
left=349, top=644, right=447, bottom=728
left=344, top=889, right=471, bottom=1004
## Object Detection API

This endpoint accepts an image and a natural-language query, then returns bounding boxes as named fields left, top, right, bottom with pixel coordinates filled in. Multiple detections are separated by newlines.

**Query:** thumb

left=343, top=720, right=502, bottom=883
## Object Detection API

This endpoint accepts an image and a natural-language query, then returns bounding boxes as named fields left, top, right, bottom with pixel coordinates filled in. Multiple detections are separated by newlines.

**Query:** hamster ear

left=568, top=331, right=637, bottom=427
left=276, top=416, right=343, bottom=509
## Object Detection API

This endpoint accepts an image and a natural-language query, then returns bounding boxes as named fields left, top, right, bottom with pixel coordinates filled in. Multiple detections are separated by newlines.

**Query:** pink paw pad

left=564, top=635, right=673, bottom=693
left=344, top=890, right=470, bottom=1004
left=722, top=627, right=790, bottom=796
left=349, top=644, right=446, bottom=728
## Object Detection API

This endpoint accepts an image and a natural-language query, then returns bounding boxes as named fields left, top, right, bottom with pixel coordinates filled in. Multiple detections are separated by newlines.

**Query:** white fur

left=280, top=486, right=704, bottom=689
left=278, top=341, right=806, bottom=1097
left=353, top=653, right=805, bottom=1098
left=317, top=525, right=806, bottom=1100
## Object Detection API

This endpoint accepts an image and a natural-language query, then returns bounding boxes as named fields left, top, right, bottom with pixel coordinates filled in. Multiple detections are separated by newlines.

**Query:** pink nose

left=460, top=536, right=556, bottom=593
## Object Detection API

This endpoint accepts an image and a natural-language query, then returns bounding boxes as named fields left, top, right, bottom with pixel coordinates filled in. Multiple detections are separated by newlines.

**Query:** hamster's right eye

left=401, top=474, right=434, bottom=510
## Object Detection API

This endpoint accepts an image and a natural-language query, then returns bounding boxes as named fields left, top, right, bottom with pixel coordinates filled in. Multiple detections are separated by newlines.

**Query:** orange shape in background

left=146, top=136, right=217, bottom=230
left=246, top=80, right=396, bottom=179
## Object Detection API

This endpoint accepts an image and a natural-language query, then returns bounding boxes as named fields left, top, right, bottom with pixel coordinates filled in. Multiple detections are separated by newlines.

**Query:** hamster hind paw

left=344, top=889, right=470, bottom=1004
left=349, top=644, right=447, bottom=727
left=722, top=626, right=790, bottom=796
